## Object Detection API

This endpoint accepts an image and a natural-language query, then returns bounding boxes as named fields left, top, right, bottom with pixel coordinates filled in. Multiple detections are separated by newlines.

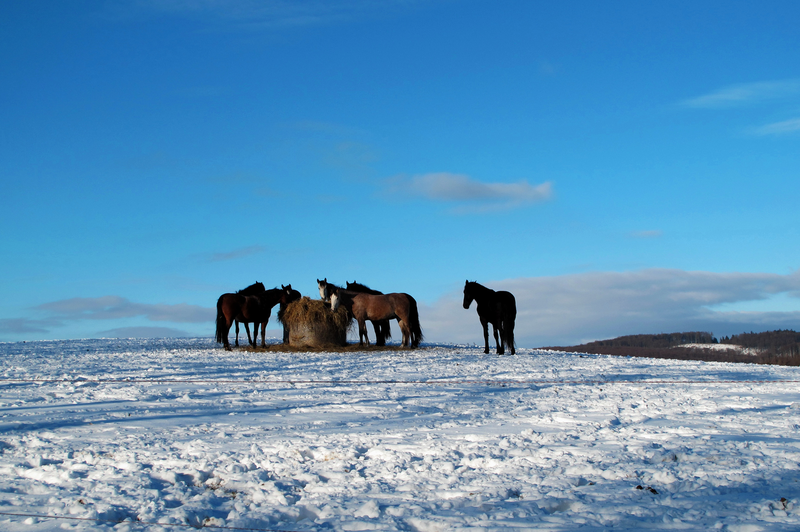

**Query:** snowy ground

left=1, top=338, right=799, bottom=531
left=680, top=344, right=765, bottom=356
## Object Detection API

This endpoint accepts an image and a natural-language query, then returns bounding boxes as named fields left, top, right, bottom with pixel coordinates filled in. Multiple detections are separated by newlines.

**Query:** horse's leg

left=243, top=322, right=253, bottom=347
left=372, top=321, right=384, bottom=346
left=358, top=318, right=369, bottom=346
left=235, top=320, right=240, bottom=347
left=398, top=319, right=410, bottom=347
left=507, top=314, right=516, bottom=355
left=260, top=319, right=268, bottom=348
left=494, top=324, right=504, bottom=355
left=481, top=318, right=490, bottom=354
left=223, top=317, right=234, bottom=351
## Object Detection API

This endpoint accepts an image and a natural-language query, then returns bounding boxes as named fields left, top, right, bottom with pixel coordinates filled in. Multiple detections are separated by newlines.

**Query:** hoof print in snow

left=636, top=485, right=658, bottom=494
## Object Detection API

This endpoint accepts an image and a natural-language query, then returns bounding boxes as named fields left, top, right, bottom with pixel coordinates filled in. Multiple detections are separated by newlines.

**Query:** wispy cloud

left=680, top=80, right=800, bottom=108
left=752, top=117, right=800, bottom=136
left=208, top=245, right=266, bottom=263
left=421, top=269, right=800, bottom=347
left=629, top=230, right=663, bottom=239
left=107, top=0, right=424, bottom=29
left=0, top=318, right=59, bottom=335
left=36, top=297, right=213, bottom=323
left=388, top=173, right=553, bottom=213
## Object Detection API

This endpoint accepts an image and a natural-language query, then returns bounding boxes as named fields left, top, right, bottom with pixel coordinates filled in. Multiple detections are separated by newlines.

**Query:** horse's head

left=281, top=284, right=301, bottom=306
left=317, top=278, right=329, bottom=302
left=329, top=285, right=340, bottom=311
left=463, top=280, right=475, bottom=309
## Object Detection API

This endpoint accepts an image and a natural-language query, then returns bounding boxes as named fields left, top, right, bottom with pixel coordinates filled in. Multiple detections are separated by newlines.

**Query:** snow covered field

left=1, top=337, right=799, bottom=531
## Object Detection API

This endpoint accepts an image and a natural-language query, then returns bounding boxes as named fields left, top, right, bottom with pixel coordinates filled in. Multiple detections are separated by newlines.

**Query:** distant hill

left=545, top=330, right=800, bottom=366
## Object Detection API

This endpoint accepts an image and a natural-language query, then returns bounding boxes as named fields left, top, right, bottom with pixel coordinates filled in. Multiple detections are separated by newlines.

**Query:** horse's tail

left=380, top=320, right=392, bottom=343
left=407, top=295, right=423, bottom=347
left=215, top=296, right=227, bottom=344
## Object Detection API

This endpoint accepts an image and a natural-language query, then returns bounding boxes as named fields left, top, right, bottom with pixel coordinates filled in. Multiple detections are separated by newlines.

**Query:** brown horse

left=346, top=281, right=392, bottom=346
left=215, top=284, right=292, bottom=350
left=329, top=286, right=422, bottom=348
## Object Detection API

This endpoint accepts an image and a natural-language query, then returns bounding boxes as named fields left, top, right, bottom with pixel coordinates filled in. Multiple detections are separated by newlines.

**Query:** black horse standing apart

left=463, top=280, right=516, bottom=355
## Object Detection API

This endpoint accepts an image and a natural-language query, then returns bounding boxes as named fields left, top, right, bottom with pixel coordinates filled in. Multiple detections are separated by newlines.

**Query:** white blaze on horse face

left=318, top=282, right=328, bottom=302
left=330, top=291, right=340, bottom=311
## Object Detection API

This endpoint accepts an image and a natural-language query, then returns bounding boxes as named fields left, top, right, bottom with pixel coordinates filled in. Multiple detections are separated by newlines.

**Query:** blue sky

left=2, top=0, right=799, bottom=347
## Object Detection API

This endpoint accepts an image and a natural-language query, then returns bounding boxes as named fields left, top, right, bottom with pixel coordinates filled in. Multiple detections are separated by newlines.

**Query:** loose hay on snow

left=278, top=296, right=352, bottom=348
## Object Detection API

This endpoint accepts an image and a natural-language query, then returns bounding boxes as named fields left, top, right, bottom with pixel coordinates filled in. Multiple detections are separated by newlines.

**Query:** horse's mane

left=346, top=281, right=383, bottom=295
left=238, top=281, right=266, bottom=295
left=467, top=280, right=495, bottom=292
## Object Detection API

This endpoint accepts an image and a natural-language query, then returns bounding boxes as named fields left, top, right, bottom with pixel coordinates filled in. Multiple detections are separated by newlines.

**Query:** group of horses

left=215, top=278, right=516, bottom=355
left=214, top=282, right=301, bottom=350
left=317, top=279, right=423, bottom=348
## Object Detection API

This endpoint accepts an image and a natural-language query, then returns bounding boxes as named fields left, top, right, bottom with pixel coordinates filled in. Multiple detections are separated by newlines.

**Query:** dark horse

left=329, top=285, right=422, bottom=348
left=217, top=281, right=267, bottom=347
left=232, top=281, right=265, bottom=347
left=215, top=283, right=293, bottom=350
left=277, top=286, right=302, bottom=344
left=463, top=280, right=516, bottom=355
left=346, top=281, right=392, bottom=346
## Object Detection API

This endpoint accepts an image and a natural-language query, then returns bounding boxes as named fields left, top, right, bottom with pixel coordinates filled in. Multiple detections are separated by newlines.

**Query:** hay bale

left=278, top=297, right=352, bottom=348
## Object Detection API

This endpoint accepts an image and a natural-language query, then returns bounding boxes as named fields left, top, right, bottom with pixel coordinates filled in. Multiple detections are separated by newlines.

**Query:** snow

left=1, top=337, right=799, bottom=531
left=680, top=344, right=765, bottom=356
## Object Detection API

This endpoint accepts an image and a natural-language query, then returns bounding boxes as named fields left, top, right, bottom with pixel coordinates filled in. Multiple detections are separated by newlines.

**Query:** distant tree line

left=721, top=329, right=800, bottom=353
left=547, top=330, right=800, bottom=367
left=584, top=332, right=715, bottom=349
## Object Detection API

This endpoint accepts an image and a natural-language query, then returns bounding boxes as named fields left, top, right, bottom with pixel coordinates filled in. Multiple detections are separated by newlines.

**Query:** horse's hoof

left=484, top=349, right=490, bottom=354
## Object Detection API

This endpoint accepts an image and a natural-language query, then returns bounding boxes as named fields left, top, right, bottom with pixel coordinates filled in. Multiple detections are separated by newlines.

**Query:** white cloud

left=753, top=117, right=800, bottom=136
left=390, top=173, right=552, bottom=212
left=680, top=80, right=800, bottom=108
left=421, top=269, right=800, bottom=348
